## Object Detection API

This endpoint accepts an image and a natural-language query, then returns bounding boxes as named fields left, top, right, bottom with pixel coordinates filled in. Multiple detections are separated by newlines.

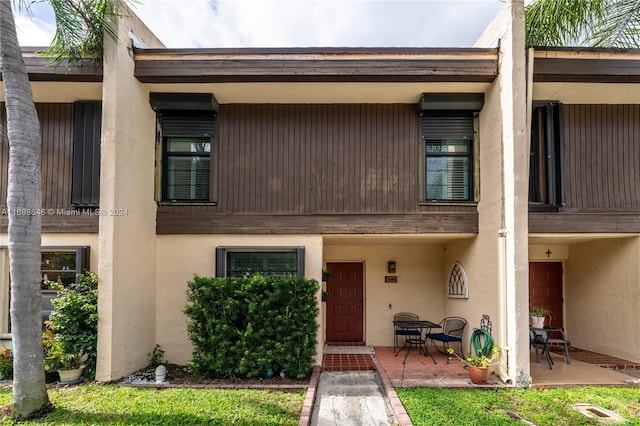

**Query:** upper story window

left=425, top=122, right=473, bottom=201
left=419, top=94, right=483, bottom=203
left=150, top=93, right=218, bottom=203
left=71, top=101, right=102, bottom=209
left=529, top=102, right=565, bottom=210
left=162, top=123, right=212, bottom=201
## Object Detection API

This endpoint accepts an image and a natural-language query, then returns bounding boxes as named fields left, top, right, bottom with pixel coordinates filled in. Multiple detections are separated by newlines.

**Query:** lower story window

left=40, top=248, right=89, bottom=324
left=2, top=246, right=89, bottom=332
left=216, top=247, right=305, bottom=277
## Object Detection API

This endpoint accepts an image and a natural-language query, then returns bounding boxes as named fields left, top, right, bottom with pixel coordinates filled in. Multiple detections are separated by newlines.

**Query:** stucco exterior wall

left=534, top=83, right=640, bottom=104
left=95, top=5, right=164, bottom=381
left=0, top=82, right=103, bottom=103
left=323, top=243, right=445, bottom=347
left=529, top=245, right=569, bottom=261
left=155, top=235, right=323, bottom=365
left=565, top=237, right=640, bottom=363
left=468, top=0, right=530, bottom=386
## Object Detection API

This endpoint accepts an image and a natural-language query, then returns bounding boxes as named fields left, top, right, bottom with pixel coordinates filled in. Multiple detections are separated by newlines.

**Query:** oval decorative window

left=447, top=261, right=468, bottom=299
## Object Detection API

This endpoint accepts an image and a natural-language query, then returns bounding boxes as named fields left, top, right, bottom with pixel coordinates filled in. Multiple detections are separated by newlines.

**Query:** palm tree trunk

left=0, top=1, right=51, bottom=419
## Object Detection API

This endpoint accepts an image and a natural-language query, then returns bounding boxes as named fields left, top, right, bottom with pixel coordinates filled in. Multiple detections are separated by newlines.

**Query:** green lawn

left=0, top=384, right=305, bottom=425
left=396, top=386, right=640, bottom=426
left=3, top=383, right=640, bottom=425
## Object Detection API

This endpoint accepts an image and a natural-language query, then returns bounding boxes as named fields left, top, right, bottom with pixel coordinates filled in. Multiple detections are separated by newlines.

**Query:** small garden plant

left=148, top=344, right=166, bottom=368
left=447, top=346, right=501, bottom=368
left=530, top=305, right=552, bottom=318
left=46, top=272, right=99, bottom=378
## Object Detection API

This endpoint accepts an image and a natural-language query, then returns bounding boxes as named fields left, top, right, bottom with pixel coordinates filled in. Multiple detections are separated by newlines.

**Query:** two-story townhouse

left=4, top=1, right=638, bottom=386
left=96, top=1, right=529, bottom=384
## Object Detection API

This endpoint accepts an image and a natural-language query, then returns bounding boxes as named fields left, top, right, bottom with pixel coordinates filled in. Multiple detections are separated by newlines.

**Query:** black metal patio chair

left=393, top=312, right=422, bottom=354
left=426, top=316, right=467, bottom=362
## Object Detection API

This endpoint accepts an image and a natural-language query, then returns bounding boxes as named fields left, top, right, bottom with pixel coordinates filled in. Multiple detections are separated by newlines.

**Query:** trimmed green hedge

left=184, top=274, right=319, bottom=380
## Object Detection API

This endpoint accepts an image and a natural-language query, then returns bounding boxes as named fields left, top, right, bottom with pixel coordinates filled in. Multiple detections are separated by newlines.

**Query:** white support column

left=497, top=0, right=530, bottom=387
left=96, top=5, right=164, bottom=381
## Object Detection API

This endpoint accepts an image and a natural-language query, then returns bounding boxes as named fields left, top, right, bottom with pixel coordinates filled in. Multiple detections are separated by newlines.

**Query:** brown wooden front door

left=325, top=262, right=364, bottom=342
left=529, top=262, right=563, bottom=327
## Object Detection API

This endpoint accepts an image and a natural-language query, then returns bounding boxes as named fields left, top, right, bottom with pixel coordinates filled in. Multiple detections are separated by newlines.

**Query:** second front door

left=325, top=262, right=364, bottom=342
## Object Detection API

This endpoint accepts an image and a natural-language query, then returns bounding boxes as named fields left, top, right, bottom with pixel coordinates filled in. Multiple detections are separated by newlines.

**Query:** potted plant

left=530, top=306, right=552, bottom=328
left=322, top=269, right=332, bottom=282
left=447, top=346, right=501, bottom=384
left=46, top=272, right=99, bottom=380
left=46, top=340, right=85, bottom=384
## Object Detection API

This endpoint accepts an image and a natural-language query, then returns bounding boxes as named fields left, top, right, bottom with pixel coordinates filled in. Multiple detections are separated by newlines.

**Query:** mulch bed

left=119, top=364, right=309, bottom=390
left=0, top=364, right=311, bottom=391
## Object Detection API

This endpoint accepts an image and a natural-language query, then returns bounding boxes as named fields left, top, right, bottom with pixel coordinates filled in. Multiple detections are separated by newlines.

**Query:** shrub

left=184, top=274, right=319, bottom=380
left=0, top=349, right=12, bottom=379
left=48, top=272, right=99, bottom=378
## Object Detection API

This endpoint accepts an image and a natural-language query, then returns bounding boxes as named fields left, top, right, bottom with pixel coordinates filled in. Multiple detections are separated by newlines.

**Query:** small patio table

left=531, top=326, right=571, bottom=369
left=393, top=319, right=440, bottom=364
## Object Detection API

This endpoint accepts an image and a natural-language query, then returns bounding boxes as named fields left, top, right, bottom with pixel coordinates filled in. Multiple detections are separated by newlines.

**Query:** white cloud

left=130, top=0, right=220, bottom=48
left=14, top=4, right=56, bottom=47
left=15, top=0, right=504, bottom=48
left=133, top=0, right=504, bottom=48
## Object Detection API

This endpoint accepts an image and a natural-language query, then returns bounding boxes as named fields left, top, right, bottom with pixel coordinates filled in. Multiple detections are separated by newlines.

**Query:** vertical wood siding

left=39, top=103, right=74, bottom=209
left=564, top=104, right=640, bottom=210
left=221, top=104, right=422, bottom=213
left=161, top=103, right=477, bottom=215
left=1, top=103, right=73, bottom=209
left=0, top=103, right=97, bottom=233
left=157, top=103, right=478, bottom=233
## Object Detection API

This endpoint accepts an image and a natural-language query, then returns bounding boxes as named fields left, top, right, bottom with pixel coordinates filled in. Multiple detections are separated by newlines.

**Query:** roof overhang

left=0, top=48, right=103, bottom=83
left=532, top=48, right=640, bottom=104
left=134, top=47, right=498, bottom=103
left=0, top=49, right=102, bottom=102
left=533, top=47, right=640, bottom=83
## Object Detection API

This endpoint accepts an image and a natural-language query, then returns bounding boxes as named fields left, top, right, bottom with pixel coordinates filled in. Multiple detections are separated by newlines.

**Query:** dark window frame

left=419, top=111, right=479, bottom=204
left=215, top=247, right=305, bottom=278
left=39, top=247, right=90, bottom=324
left=529, top=102, right=565, bottom=210
left=161, top=135, right=212, bottom=202
left=3, top=246, right=90, bottom=331
left=418, top=93, right=483, bottom=204
left=150, top=93, right=219, bottom=205
left=156, top=111, right=218, bottom=204
left=425, top=133, right=474, bottom=202
left=71, top=101, right=101, bottom=209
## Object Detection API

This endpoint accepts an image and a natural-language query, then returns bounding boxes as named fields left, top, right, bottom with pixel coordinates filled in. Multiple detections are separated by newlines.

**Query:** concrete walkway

left=310, top=371, right=396, bottom=426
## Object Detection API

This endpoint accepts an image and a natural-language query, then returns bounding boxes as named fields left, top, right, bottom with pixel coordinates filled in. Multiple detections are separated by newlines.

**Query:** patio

left=322, top=344, right=639, bottom=388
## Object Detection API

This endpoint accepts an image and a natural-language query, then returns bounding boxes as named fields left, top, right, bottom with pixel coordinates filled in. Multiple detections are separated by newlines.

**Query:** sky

left=15, top=0, right=506, bottom=49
